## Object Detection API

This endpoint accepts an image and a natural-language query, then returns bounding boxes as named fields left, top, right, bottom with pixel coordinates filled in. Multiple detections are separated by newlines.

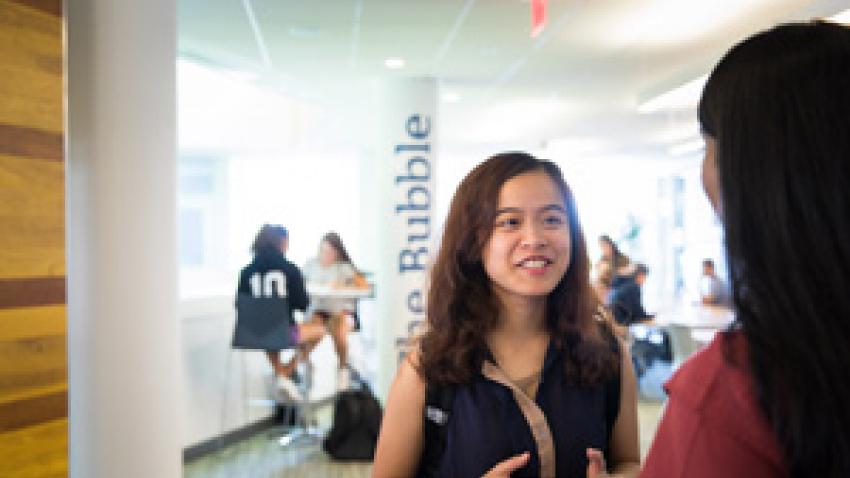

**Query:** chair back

left=232, top=293, right=294, bottom=350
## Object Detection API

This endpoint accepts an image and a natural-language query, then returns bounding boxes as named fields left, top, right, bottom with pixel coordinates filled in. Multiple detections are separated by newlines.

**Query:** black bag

left=323, top=386, right=383, bottom=461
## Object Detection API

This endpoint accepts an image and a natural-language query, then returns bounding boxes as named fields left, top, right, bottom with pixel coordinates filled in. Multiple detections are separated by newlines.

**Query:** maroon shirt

left=641, top=330, right=789, bottom=478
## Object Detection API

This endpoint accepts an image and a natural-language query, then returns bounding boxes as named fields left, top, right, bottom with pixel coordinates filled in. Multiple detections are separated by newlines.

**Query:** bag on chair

left=323, top=385, right=383, bottom=461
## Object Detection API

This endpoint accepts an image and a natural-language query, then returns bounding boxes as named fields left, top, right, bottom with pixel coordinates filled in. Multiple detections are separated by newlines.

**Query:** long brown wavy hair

left=417, top=152, right=618, bottom=386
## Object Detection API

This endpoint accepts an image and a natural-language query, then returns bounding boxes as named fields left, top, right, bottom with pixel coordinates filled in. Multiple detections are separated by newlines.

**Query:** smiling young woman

left=373, top=152, right=640, bottom=478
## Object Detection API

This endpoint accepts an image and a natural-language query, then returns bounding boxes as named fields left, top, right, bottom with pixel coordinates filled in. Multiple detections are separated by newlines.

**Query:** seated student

left=597, top=235, right=634, bottom=283
left=697, top=259, right=728, bottom=306
left=302, top=232, right=369, bottom=391
left=641, top=22, right=850, bottom=478
left=236, top=225, right=347, bottom=401
left=608, top=263, right=654, bottom=328
left=373, top=152, right=639, bottom=478
left=608, top=264, right=664, bottom=376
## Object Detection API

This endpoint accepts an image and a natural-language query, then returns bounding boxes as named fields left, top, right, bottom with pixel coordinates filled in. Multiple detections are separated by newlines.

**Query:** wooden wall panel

left=0, top=1, right=66, bottom=477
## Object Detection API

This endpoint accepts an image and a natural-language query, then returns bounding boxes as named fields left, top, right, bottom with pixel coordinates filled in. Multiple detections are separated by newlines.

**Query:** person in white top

left=699, top=259, right=729, bottom=306
left=302, top=232, right=369, bottom=390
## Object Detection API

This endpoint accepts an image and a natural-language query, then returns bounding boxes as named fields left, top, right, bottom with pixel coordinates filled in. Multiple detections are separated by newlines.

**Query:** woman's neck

left=487, top=296, right=550, bottom=382
left=490, top=296, right=548, bottom=343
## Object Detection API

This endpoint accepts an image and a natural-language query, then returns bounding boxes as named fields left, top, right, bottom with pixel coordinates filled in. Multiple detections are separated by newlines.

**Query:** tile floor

left=184, top=398, right=666, bottom=478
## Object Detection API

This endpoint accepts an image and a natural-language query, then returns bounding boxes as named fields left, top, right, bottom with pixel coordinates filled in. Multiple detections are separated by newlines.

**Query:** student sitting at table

left=302, top=232, right=369, bottom=391
left=608, top=263, right=654, bottom=328
left=237, top=224, right=325, bottom=402
left=698, top=259, right=729, bottom=306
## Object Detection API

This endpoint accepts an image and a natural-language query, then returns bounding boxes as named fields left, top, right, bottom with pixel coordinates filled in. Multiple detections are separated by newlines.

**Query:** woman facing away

left=302, top=232, right=369, bottom=390
left=373, top=152, right=640, bottom=478
left=236, top=224, right=324, bottom=402
left=641, top=22, right=850, bottom=478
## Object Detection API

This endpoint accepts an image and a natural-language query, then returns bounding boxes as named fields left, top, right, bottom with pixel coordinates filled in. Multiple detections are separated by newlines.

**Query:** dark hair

left=251, top=224, right=288, bottom=255
left=634, top=263, right=648, bottom=277
left=418, top=152, right=618, bottom=385
left=702, top=259, right=715, bottom=269
left=321, top=231, right=354, bottom=265
left=699, top=21, right=850, bottom=477
left=599, top=234, right=629, bottom=269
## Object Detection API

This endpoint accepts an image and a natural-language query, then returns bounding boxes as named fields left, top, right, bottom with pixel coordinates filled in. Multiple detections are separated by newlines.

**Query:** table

left=306, top=283, right=374, bottom=299
left=651, top=303, right=735, bottom=366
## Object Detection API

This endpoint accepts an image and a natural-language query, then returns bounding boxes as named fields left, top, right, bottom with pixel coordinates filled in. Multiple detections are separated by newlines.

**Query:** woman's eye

left=496, top=217, right=520, bottom=228
left=544, top=215, right=565, bottom=226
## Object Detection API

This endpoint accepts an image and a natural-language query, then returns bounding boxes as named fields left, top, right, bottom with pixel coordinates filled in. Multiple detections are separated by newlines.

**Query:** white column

left=374, top=78, right=438, bottom=400
left=67, top=1, right=181, bottom=477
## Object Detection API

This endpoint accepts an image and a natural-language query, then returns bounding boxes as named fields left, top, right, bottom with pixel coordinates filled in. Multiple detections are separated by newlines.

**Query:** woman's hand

left=481, top=452, right=530, bottom=477
left=586, top=448, right=609, bottom=477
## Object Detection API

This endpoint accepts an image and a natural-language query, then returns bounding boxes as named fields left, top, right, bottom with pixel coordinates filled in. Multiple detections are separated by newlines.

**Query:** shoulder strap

left=416, top=382, right=456, bottom=478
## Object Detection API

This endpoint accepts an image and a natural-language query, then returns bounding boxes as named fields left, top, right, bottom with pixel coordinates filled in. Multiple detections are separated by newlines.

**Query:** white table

left=651, top=304, right=735, bottom=366
left=306, top=283, right=374, bottom=300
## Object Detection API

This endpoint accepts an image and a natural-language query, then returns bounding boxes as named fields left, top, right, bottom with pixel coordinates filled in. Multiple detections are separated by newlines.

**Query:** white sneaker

left=336, top=367, right=351, bottom=392
left=275, top=375, right=303, bottom=403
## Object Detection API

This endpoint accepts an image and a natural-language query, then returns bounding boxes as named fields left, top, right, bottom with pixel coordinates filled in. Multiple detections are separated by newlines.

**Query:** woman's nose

left=520, top=222, right=546, bottom=248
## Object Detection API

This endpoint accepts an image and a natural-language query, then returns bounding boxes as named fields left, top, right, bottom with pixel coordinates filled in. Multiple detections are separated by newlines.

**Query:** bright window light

left=650, top=121, right=701, bottom=144
left=828, top=8, right=850, bottom=24
left=384, top=57, right=405, bottom=69
left=668, top=138, right=705, bottom=156
left=441, top=91, right=461, bottom=103
left=638, top=74, right=708, bottom=114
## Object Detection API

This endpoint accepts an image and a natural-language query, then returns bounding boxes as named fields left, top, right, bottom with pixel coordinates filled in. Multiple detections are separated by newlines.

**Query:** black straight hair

left=699, top=21, right=850, bottom=477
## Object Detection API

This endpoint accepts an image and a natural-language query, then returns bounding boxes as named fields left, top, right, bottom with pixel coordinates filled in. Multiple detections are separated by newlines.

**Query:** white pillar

left=67, top=1, right=181, bottom=477
left=374, top=78, right=438, bottom=400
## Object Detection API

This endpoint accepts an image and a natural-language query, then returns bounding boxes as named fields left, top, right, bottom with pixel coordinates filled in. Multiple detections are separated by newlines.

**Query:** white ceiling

left=178, top=0, right=849, bottom=160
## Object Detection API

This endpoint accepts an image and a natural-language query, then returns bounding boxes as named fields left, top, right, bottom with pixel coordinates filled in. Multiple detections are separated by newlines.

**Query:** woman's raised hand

left=481, top=452, right=530, bottom=477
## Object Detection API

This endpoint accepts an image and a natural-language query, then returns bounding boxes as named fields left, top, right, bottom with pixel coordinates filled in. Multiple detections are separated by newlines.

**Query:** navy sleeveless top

left=435, top=342, right=616, bottom=478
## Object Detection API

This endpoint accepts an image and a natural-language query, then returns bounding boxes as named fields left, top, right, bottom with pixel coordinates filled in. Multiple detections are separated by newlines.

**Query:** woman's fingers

left=586, top=448, right=607, bottom=477
left=482, top=452, right=530, bottom=477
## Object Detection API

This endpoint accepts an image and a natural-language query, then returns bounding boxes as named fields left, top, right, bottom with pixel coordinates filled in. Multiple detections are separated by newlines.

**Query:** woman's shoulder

left=667, top=330, right=781, bottom=450
left=665, top=330, right=747, bottom=404
left=391, top=349, right=427, bottom=404
left=657, top=330, right=787, bottom=472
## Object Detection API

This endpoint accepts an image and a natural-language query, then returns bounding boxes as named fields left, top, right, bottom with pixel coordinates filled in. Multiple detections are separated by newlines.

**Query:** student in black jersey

left=236, top=224, right=324, bottom=402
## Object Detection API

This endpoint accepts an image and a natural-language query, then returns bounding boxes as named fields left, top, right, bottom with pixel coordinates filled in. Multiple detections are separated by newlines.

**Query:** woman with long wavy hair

left=642, top=22, right=850, bottom=478
left=374, top=152, right=640, bottom=477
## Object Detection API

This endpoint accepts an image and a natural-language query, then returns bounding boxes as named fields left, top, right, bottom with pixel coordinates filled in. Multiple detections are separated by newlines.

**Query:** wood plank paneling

left=7, top=0, right=62, bottom=17
left=0, top=2, right=63, bottom=133
left=0, top=332, right=66, bottom=399
left=0, top=278, right=65, bottom=309
left=0, top=418, right=67, bottom=478
left=0, top=305, right=65, bottom=340
left=0, top=387, right=66, bottom=432
left=0, top=125, right=63, bottom=161
left=0, top=154, right=64, bottom=277
left=0, top=0, right=66, bottom=475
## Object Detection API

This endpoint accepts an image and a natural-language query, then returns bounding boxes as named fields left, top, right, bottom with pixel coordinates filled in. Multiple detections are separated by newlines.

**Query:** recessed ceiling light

left=384, top=57, right=405, bottom=69
left=441, top=92, right=461, bottom=103
left=288, top=26, right=321, bottom=38
left=638, top=74, right=708, bottom=114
